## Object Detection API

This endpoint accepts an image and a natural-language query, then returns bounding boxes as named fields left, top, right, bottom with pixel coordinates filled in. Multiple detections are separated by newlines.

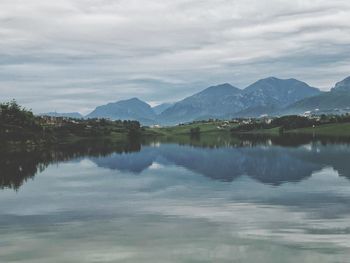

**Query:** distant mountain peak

left=159, top=78, right=321, bottom=124
left=212, top=83, right=235, bottom=88
left=126, top=97, right=143, bottom=102
left=86, top=97, right=156, bottom=124
left=197, top=83, right=241, bottom=96
left=263, top=76, right=279, bottom=81
left=117, top=97, right=146, bottom=104
left=284, top=76, right=350, bottom=115
left=205, top=83, right=238, bottom=90
left=253, top=76, right=307, bottom=85
left=332, top=76, right=350, bottom=92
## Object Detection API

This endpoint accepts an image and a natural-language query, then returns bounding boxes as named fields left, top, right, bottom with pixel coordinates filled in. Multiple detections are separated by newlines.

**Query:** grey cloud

left=0, top=0, right=349, bottom=113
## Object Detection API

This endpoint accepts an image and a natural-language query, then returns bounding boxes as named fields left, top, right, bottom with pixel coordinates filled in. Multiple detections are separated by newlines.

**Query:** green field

left=149, top=121, right=237, bottom=136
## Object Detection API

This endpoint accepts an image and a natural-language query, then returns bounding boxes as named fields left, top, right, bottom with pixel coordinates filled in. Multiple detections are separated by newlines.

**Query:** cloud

left=0, top=0, right=349, bottom=113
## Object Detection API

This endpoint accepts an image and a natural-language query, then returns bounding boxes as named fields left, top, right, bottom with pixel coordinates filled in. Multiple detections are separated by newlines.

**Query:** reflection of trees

left=2, top=134, right=350, bottom=191
left=0, top=151, right=44, bottom=190
left=0, top=139, right=141, bottom=191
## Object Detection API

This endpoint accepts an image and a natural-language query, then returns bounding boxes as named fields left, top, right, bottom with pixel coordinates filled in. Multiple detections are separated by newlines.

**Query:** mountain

left=285, top=76, right=350, bottom=115
left=284, top=92, right=350, bottom=115
left=234, top=105, right=280, bottom=118
left=160, top=78, right=321, bottom=123
left=86, top=98, right=156, bottom=124
left=40, top=112, right=83, bottom=118
left=152, top=103, right=173, bottom=115
left=242, top=77, right=320, bottom=107
left=332, top=76, right=350, bottom=92
left=63, top=76, right=347, bottom=125
left=159, top=83, right=244, bottom=124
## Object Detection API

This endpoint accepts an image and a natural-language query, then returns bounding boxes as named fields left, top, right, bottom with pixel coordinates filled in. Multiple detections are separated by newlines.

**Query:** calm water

left=1, top=136, right=350, bottom=262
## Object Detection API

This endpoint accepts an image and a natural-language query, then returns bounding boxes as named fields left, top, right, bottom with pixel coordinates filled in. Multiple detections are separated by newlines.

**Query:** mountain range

left=284, top=76, right=350, bottom=115
left=41, top=76, right=350, bottom=125
left=159, top=77, right=320, bottom=124
left=85, top=98, right=157, bottom=125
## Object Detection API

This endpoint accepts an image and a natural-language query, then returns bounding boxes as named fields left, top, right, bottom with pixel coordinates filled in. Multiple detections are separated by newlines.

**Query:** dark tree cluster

left=231, top=114, right=350, bottom=133
left=0, top=101, right=142, bottom=144
left=271, top=115, right=317, bottom=130
left=0, top=100, right=44, bottom=141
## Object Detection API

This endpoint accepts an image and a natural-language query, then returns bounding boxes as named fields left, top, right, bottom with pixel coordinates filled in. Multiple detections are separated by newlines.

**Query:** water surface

left=1, top=136, right=350, bottom=262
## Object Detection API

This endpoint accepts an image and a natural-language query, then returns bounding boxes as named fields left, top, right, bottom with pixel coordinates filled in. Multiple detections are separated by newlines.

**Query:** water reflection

left=1, top=134, right=350, bottom=190
left=1, top=135, right=350, bottom=262
left=0, top=139, right=141, bottom=190
left=92, top=142, right=350, bottom=185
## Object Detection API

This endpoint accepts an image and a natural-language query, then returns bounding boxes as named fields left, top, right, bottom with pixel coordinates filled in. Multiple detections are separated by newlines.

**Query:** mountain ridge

left=152, top=103, right=174, bottom=115
left=285, top=76, right=350, bottom=115
left=332, top=76, right=350, bottom=92
left=159, top=77, right=321, bottom=123
left=44, top=75, right=350, bottom=125
left=86, top=97, right=157, bottom=125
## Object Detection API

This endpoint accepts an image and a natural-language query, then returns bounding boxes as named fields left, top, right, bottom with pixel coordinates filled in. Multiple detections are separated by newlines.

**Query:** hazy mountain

left=152, top=103, right=174, bottom=115
left=233, top=105, right=280, bottom=118
left=40, top=112, right=83, bottom=118
left=242, top=77, right=320, bottom=107
left=159, top=78, right=321, bottom=123
left=284, top=92, right=350, bottom=115
left=74, top=76, right=350, bottom=125
left=331, top=76, right=350, bottom=92
left=159, top=83, right=244, bottom=124
left=86, top=98, right=156, bottom=124
left=284, top=76, right=350, bottom=115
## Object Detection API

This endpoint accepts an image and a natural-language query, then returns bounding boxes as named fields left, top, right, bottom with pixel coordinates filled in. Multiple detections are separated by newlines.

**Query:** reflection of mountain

left=92, top=142, right=350, bottom=185
left=91, top=147, right=157, bottom=173
left=296, top=146, right=350, bottom=178
left=2, top=136, right=350, bottom=190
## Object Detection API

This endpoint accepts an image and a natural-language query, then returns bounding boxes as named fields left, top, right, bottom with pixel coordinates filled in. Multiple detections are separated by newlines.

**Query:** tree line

left=0, top=100, right=142, bottom=143
left=231, top=114, right=350, bottom=133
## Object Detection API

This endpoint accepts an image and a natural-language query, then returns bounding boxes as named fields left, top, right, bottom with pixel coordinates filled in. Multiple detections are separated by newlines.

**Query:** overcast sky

left=1, top=0, right=350, bottom=114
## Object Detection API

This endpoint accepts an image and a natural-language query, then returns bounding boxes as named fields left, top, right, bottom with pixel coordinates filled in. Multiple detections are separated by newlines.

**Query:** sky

left=0, top=0, right=350, bottom=114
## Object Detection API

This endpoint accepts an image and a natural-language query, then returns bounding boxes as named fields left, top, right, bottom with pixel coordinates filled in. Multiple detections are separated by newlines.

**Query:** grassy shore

left=148, top=121, right=237, bottom=136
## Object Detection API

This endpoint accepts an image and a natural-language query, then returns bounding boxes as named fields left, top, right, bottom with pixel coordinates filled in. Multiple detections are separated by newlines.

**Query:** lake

left=1, top=135, right=350, bottom=262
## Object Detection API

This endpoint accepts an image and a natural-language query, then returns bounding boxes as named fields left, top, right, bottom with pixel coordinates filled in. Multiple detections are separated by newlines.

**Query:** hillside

left=160, top=77, right=321, bottom=123
left=285, top=76, right=350, bottom=115
left=86, top=98, right=156, bottom=125
left=152, top=103, right=173, bottom=115
left=159, top=83, right=243, bottom=124
left=242, top=77, right=320, bottom=108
